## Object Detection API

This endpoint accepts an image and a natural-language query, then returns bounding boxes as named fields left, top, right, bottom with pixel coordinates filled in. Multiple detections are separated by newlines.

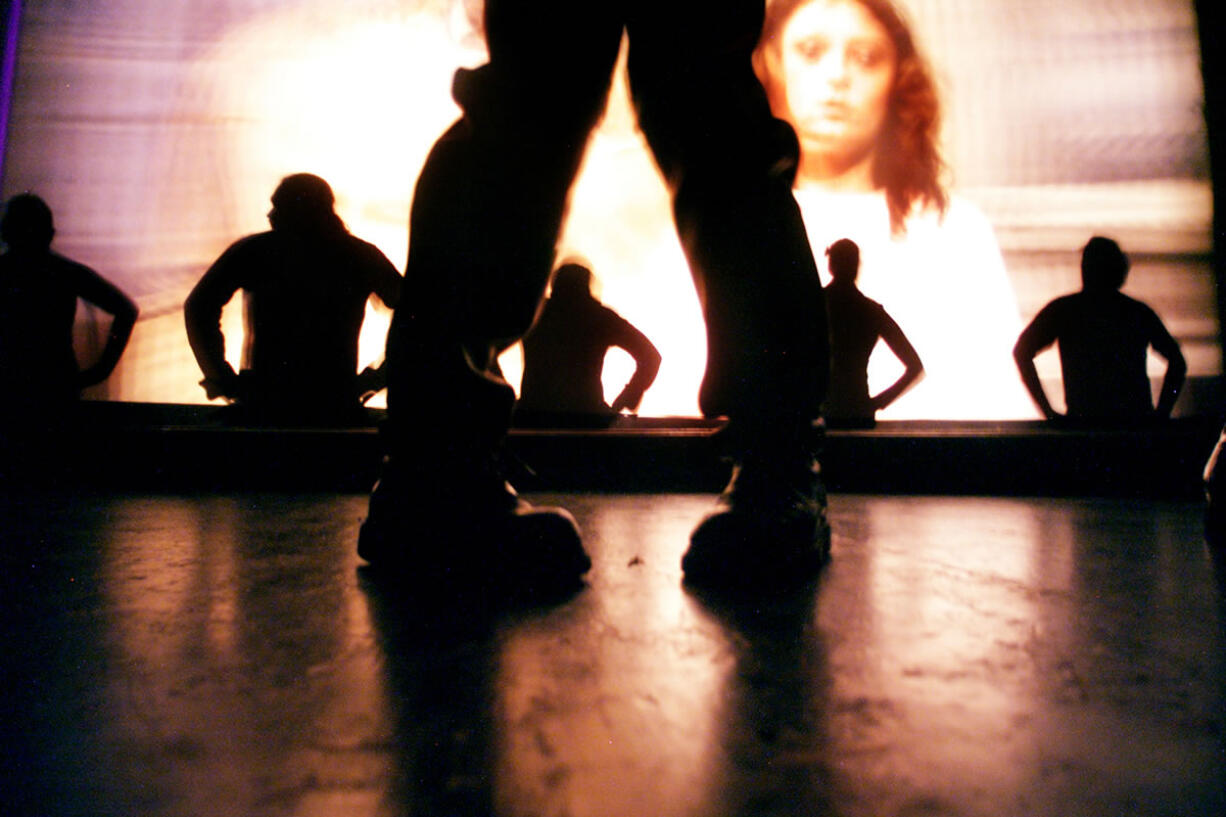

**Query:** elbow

left=382, top=280, right=403, bottom=310
left=1012, top=344, right=1032, bottom=371
left=117, top=306, right=139, bottom=336
left=118, top=300, right=139, bottom=327
left=183, top=290, right=199, bottom=317
left=1163, top=346, right=1188, bottom=379
left=182, top=291, right=206, bottom=328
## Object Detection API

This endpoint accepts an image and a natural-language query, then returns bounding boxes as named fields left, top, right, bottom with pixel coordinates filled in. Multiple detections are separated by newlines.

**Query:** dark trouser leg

left=363, top=3, right=622, bottom=587
left=386, top=1, right=623, bottom=455
left=626, top=1, right=831, bottom=586
left=626, top=1, right=828, bottom=436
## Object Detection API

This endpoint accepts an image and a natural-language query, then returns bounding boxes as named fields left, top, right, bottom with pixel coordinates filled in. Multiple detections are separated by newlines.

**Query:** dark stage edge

left=1, top=402, right=1220, bottom=497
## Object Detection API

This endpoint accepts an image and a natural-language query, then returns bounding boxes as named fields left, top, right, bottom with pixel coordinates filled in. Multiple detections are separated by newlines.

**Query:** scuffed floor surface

left=2, top=490, right=1223, bottom=817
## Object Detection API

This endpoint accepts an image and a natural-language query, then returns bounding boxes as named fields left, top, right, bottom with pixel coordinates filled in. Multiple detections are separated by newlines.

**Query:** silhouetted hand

left=356, top=365, right=386, bottom=404
left=1045, top=411, right=1073, bottom=429
left=200, top=372, right=243, bottom=402
left=869, top=394, right=894, bottom=413
left=610, top=387, right=644, bottom=415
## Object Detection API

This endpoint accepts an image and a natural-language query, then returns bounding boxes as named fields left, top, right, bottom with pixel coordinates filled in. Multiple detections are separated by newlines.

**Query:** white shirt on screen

left=795, top=186, right=1037, bottom=420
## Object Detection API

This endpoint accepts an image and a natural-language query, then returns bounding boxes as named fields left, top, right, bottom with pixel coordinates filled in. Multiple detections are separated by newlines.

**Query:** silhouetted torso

left=186, top=229, right=400, bottom=422
left=823, top=283, right=890, bottom=422
left=0, top=246, right=140, bottom=429
left=519, top=292, right=657, bottom=424
left=1030, top=290, right=1163, bottom=419
left=0, top=250, right=82, bottom=405
left=236, top=232, right=377, bottom=389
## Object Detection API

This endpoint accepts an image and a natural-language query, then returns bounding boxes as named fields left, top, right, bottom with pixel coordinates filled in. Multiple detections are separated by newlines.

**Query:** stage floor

left=3, top=490, right=1224, bottom=817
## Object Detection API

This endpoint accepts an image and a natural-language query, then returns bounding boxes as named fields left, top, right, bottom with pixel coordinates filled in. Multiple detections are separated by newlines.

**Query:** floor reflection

left=490, top=495, right=733, bottom=817
left=687, top=584, right=835, bottom=817
left=817, top=497, right=1048, bottom=814
left=1, top=491, right=1221, bottom=817
left=1021, top=500, right=1225, bottom=813
left=360, top=575, right=500, bottom=816
left=11, top=492, right=391, bottom=817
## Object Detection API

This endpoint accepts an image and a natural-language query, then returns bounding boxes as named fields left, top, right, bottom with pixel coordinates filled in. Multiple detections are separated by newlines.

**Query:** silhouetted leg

left=361, top=2, right=623, bottom=593
left=626, top=1, right=831, bottom=587
left=628, top=1, right=827, bottom=428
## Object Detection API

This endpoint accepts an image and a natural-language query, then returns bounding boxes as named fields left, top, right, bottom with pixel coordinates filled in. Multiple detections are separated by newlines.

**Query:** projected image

left=0, top=0, right=1215, bottom=420
left=757, top=0, right=1031, bottom=418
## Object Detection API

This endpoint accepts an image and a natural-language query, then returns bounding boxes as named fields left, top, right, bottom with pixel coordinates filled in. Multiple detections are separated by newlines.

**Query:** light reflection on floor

left=1, top=491, right=1222, bottom=817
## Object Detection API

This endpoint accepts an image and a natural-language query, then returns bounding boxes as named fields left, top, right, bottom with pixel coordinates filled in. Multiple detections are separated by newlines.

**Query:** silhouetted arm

left=184, top=248, right=245, bottom=400
left=352, top=247, right=402, bottom=402
left=607, top=314, right=662, bottom=414
left=1013, top=308, right=1059, bottom=420
left=1148, top=312, right=1187, bottom=418
left=370, top=253, right=403, bottom=310
left=71, top=262, right=139, bottom=389
left=871, top=312, right=924, bottom=412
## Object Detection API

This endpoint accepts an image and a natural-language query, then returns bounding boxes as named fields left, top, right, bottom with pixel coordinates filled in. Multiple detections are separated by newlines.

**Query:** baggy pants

left=384, top=0, right=828, bottom=463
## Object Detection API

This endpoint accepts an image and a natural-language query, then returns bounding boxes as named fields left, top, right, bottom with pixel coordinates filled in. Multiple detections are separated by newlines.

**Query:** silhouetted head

left=550, top=263, right=594, bottom=301
left=826, top=238, right=860, bottom=283
left=267, top=173, right=345, bottom=235
left=757, top=0, right=947, bottom=234
left=1, top=193, right=55, bottom=252
left=1081, top=236, right=1129, bottom=291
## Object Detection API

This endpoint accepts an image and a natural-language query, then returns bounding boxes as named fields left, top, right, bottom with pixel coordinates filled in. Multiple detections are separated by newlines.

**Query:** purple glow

left=0, top=0, right=23, bottom=186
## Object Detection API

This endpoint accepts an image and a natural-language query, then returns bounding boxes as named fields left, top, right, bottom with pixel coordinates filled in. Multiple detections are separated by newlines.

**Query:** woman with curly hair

left=757, top=0, right=1033, bottom=419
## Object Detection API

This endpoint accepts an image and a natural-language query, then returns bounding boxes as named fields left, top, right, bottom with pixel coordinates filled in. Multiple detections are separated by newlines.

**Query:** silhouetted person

left=516, top=262, right=661, bottom=428
left=184, top=174, right=402, bottom=426
left=1013, top=236, right=1186, bottom=425
left=360, top=2, right=830, bottom=594
left=822, top=239, right=923, bottom=427
left=0, top=193, right=138, bottom=426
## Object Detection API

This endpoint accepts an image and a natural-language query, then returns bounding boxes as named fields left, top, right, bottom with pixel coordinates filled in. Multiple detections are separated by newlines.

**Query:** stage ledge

left=0, top=403, right=1218, bottom=498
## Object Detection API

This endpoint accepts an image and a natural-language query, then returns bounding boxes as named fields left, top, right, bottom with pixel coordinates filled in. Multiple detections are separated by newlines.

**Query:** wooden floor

left=2, top=488, right=1223, bottom=817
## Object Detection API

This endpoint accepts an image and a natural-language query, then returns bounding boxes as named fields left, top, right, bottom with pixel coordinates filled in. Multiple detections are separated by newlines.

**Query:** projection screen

left=0, top=0, right=1216, bottom=419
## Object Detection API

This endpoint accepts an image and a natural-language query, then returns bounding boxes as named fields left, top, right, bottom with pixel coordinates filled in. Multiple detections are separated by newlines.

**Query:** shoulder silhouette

left=516, top=262, right=661, bottom=428
left=822, top=239, right=923, bottom=427
left=184, top=173, right=402, bottom=426
left=1013, top=236, right=1186, bottom=425
left=0, top=193, right=139, bottom=426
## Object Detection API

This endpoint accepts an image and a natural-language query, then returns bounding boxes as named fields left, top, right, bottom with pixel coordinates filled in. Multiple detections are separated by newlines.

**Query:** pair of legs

left=363, top=0, right=829, bottom=591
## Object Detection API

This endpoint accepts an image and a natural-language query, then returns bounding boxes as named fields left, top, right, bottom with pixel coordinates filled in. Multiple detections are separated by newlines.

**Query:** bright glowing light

left=187, top=8, right=709, bottom=415
left=17, top=1, right=1210, bottom=417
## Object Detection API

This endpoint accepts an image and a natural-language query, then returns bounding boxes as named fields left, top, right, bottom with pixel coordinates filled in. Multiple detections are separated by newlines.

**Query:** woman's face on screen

left=770, top=0, right=897, bottom=170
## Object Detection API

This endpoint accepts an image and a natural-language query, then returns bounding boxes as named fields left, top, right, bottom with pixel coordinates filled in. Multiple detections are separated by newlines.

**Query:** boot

left=358, top=452, right=590, bottom=598
left=683, top=431, right=830, bottom=589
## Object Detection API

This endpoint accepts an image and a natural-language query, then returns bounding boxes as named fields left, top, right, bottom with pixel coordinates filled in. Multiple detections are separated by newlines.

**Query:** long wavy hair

left=757, top=0, right=948, bottom=234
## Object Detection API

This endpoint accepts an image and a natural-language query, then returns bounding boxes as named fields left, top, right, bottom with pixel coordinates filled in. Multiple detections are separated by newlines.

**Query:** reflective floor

left=2, top=491, right=1224, bottom=817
